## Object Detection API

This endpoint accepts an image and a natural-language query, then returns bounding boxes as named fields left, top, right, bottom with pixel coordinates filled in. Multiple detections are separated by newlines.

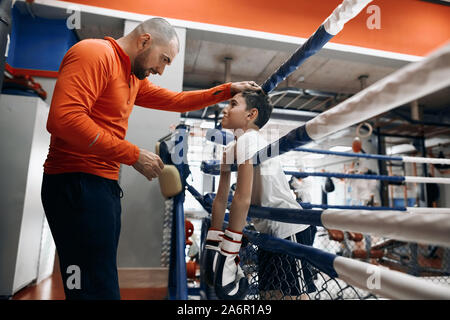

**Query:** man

left=41, top=17, right=260, bottom=300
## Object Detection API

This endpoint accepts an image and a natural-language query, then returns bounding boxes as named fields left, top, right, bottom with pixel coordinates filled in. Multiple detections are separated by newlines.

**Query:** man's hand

left=132, top=148, right=164, bottom=181
left=230, top=81, right=262, bottom=96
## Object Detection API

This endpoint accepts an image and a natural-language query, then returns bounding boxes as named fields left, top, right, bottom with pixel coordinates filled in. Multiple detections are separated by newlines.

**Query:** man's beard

left=133, top=48, right=150, bottom=80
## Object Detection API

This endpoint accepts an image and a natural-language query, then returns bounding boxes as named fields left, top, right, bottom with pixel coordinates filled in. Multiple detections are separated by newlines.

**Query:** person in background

left=289, top=175, right=313, bottom=204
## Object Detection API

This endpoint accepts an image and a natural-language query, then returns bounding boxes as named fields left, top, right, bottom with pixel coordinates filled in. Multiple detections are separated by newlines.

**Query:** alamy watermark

left=366, top=264, right=381, bottom=290
left=66, top=5, right=81, bottom=30
left=366, top=5, right=381, bottom=30
left=66, top=265, right=81, bottom=290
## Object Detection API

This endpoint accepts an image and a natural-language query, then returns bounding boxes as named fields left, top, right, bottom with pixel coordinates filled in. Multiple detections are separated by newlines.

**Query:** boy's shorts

left=257, top=226, right=317, bottom=296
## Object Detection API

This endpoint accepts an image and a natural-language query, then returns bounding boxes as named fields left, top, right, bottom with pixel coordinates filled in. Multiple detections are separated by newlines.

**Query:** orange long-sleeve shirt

left=44, top=37, right=232, bottom=180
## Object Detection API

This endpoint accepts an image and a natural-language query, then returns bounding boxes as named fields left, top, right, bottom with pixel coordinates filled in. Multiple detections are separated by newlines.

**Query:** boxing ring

left=156, top=0, right=450, bottom=300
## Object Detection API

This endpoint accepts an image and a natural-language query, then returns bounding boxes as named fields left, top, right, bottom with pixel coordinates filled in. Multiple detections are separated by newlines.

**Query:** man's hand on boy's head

left=230, top=81, right=262, bottom=96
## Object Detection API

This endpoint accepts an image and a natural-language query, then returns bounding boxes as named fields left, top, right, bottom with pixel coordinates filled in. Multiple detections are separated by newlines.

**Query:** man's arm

left=227, top=160, right=253, bottom=232
left=135, top=80, right=262, bottom=113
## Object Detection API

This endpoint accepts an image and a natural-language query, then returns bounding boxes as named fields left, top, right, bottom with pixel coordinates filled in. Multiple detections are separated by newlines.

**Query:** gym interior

left=0, top=0, right=449, bottom=302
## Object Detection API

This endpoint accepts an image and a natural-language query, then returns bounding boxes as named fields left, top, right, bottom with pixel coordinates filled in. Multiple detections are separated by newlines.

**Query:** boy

left=203, top=90, right=315, bottom=300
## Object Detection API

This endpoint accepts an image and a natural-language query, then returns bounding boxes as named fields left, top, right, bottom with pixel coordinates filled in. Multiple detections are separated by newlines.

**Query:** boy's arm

left=211, top=151, right=232, bottom=230
left=211, top=169, right=231, bottom=230
left=227, top=160, right=253, bottom=232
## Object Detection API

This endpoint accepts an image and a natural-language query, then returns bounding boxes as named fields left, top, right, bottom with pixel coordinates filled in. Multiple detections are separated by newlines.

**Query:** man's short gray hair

left=135, top=17, right=179, bottom=50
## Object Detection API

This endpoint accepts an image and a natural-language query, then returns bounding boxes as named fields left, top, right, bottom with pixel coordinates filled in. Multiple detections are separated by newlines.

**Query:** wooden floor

left=12, top=270, right=168, bottom=300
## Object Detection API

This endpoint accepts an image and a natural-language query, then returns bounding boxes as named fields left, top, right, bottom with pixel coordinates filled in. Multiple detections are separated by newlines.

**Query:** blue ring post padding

left=244, top=229, right=338, bottom=278
left=294, top=147, right=403, bottom=162
left=261, top=25, right=334, bottom=93
left=174, top=192, right=188, bottom=300
left=247, top=205, right=324, bottom=227
left=285, top=170, right=406, bottom=182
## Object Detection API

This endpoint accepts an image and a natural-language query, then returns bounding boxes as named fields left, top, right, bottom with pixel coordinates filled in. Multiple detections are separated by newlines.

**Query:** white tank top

left=224, top=129, right=309, bottom=238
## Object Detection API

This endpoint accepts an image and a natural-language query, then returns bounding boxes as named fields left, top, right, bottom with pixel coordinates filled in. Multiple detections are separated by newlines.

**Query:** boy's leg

left=295, top=227, right=318, bottom=295
left=257, top=247, right=282, bottom=300
left=41, top=172, right=122, bottom=300
left=258, top=239, right=304, bottom=300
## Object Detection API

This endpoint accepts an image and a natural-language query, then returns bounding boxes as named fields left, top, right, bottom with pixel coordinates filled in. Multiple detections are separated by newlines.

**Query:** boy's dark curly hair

left=241, top=90, right=273, bottom=128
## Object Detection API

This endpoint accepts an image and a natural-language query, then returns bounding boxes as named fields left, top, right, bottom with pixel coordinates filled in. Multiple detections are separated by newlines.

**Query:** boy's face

left=221, top=93, right=252, bottom=130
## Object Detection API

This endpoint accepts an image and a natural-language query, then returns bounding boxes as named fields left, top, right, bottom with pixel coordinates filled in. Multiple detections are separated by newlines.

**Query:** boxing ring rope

left=299, top=203, right=450, bottom=214
left=186, top=183, right=450, bottom=248
left=244, top=231, right=450, bottom=300
left=190, top=175, right=450, bottom=213
left=206, top=130, right=450, bottom=166
left=261, top=0, right=374, bottom=93
left=185, top=183, right=450, bottom=299
left=293, top=147, right=450, bottom=166
left=253, top=41, right=450, bottom=165
left=287, top=170, right=450, bottom=185
left=200, top=160, right=450, bottom=184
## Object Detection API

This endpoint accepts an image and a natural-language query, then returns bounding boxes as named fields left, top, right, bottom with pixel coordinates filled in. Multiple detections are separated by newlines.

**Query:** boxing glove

left=201, top=228, right=223, bottom=286
left=214, top=228, right=248, bottom=300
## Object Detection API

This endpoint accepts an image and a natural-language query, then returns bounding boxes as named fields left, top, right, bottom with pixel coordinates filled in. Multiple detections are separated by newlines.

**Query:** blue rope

left=186, top=183, right=325, bottom=225
left=261, top=25, right=334, bottom=93
left=244, top=229, right=339, bottom=278
left=187, top=183, right=406, bottom=213
left=255, top=125, right=313, bottom=165
left=247, top=205, right=324, bottom=226
left=201, top=161, right=405, bottom=182
left=285, top=170, right=405, bottom=182
left=201, top=128, right=405, bottom=168
left=185, top=184, right=413, bottom=234
left=294, top=147, right=403, bottom=162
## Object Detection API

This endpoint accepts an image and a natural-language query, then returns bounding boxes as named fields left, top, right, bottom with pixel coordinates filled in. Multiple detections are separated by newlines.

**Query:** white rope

left=402, top=156, right=450, bottom=165
left=323, top=0, right=373, bottom=35
left=405, top=176, right=450, bottom=184
left=334, top=257, right=450, bottom=299
left=321, top=210, right=450, bottom=247
left=305, top=42, right=450, bottom=140
left=406, top=207, right=450, bottom=214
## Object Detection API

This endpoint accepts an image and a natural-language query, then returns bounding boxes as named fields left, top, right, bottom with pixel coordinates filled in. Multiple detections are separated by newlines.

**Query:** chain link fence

left=238, top=225, right=450, bottom=300
left=240, top=226, right=375, bottom=300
